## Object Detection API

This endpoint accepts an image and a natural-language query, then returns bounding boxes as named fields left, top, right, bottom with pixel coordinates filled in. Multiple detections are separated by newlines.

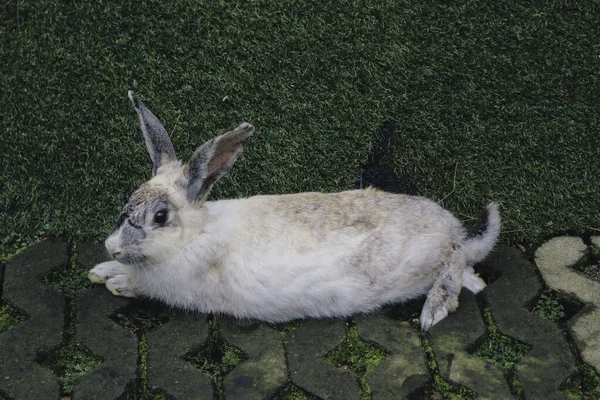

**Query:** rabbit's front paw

left=106, top=274, right=137, bottom=298
left=89, top=261, right=137, bottom=298
left=88, top=260, right=126, bottom=284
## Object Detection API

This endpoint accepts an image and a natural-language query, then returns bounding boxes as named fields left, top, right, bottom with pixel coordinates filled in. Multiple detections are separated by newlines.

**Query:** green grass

left=0, top=241, right=30, bottom=264
left=1, top=1, right=599, bottom=247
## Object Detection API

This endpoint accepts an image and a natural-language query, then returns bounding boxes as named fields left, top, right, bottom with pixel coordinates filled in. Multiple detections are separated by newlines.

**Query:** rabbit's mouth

left=115, top=253, right=147, bottom=266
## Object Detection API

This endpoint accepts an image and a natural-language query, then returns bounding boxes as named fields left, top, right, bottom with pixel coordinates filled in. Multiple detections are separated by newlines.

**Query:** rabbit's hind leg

left=420, top=245, right=467, bottom=330
left=462, top=266, right=486, bottom=293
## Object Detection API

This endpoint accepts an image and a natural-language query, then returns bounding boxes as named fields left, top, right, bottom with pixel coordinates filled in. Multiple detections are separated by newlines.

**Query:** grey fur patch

left=114, top=212, right=128, bottom=231
left=121, top=222, right=146, bottom=247
left=117, top=184, right=170, bottom=228
left=112, top=184, right=172, bottom=264
left=128, top=91, right=177, bottom=176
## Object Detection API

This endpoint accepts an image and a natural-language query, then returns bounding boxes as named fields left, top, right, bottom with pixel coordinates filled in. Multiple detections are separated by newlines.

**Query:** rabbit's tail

left=463, top=203, right=501, bottom=265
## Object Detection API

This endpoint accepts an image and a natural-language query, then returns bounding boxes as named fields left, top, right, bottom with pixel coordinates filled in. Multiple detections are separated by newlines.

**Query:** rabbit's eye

left=154, top=209, right=168, bottom=225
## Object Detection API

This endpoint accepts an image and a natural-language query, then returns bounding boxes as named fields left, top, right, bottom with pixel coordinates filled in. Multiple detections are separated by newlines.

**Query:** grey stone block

left=481, top=245, right=576, bottom=400
left=0, top=241, right=68, bottom=399
left=78, top=241, right=110, bottom=269
left=287, top=319, right=360, bottom=400
left=147, top=313, right=213, bottom=400
left=220, top=319, right=287, bottom=400
left=354, top=313, right=429, bottom=400
left=74, top=286, right=138, bottom=399
left=428, top=292, right=511, bottom=400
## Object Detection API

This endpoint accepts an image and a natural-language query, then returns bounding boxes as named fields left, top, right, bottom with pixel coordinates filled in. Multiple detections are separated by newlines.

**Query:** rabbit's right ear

left=128, top=91, right=177, bottom=176
left=187, top=123, right=255, bottom=203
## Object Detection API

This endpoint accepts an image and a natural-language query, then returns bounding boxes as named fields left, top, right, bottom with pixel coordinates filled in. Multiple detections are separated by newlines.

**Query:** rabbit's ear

left=187, top=123, right=255, bottom=203
left=128, top=91, right=177, bottom=176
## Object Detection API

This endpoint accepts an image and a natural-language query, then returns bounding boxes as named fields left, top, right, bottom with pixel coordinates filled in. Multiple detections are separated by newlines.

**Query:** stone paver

left=220, top=318, right=287, bottom=400
left=147, top=314, right=213, bottom=399
left=428, top=292, right=511, bottom=399
left=287, top=319, right=360, bottom=400
left=536, top=236, right=600, bottom=372
left=75, top=242, right=138, bottom=399
left=0, top=241, right=67, bottom=399
left=355, top=313, right=430, bottom=400
left=2, top=239, right=599, bottom=399
left=74, top=287, right=138, bottom=399
left=481, top=245, right=576, bottom=400
left=77, top=241, right=111, bottom=271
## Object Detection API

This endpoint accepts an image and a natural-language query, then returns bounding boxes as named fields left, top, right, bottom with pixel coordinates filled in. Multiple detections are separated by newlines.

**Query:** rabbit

left=88, top=91, right=501, bottom=330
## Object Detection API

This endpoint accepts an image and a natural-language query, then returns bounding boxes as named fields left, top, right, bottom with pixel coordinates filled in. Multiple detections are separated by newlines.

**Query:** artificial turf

left=1, top=0, right=599, bottom=247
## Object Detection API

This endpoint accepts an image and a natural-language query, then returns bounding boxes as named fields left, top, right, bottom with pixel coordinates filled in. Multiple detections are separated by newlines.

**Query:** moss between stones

left=44, top=266, right=92, bottom=297
left=475, top=308, right=530, bottom=373
left=528, top=290, right=583, bottom=323
left=43, top=243, right=92, bottom=296
left=183, top=316, right=248, bottom=399
left=324, top=324, right=388, bottom=400
left=117, top=335, right=168, bottom=400
left=0, top=303, right=26, bottom=332
left=270, top=319, right=306, bottom=343
left=35, top=243, right=105, bottom=397
left=419, top=334, right=475, bottom=400
left=531, top=292, right=565, bottom=321
left=36, top=343, right=103, bottom=394
left=507, top=370, right=525, bottom=400
left=109, top=300, right=174, bottom=399
left=473, top=307, right=529, bottom=400
left=270, top=380, right=320, bottom=400
left=561, top=363, right=600, bottom=400
left=187, top=340, right=248, bottom=379
left=572, top=244, right=600, bottom=281
left=110, top=304, right=171, bottom=336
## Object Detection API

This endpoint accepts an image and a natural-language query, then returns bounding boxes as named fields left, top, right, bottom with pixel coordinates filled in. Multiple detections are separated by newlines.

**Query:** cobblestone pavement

left=1, top=238, right=599, bottom=399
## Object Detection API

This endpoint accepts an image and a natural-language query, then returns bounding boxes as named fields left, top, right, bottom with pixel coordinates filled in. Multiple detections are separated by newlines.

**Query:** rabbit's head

left=104, top=91, right=254, bottom=265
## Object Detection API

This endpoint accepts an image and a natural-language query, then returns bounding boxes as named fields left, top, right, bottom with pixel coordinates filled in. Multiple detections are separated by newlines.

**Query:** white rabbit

left=89, top=91, right=501, bottom=330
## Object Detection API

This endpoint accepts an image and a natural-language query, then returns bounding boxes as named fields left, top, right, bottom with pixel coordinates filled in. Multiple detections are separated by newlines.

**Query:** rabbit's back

left=174, top=188, right=465, bottom=321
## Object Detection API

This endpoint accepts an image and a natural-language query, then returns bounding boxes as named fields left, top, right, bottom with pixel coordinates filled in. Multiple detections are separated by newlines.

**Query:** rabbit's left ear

left=128, top=91, right=177, bottom=176
left=187, top=123, right=255, bottom=203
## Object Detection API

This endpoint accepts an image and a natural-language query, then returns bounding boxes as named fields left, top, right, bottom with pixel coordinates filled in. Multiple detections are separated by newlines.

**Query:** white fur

left=90, top=167, right=500, bottom=329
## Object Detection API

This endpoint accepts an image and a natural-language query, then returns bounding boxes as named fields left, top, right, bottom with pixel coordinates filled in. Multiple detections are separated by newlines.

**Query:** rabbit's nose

left=111, top=251, right=122, bottom=259
left=105, top=234, right=121, bottom=257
